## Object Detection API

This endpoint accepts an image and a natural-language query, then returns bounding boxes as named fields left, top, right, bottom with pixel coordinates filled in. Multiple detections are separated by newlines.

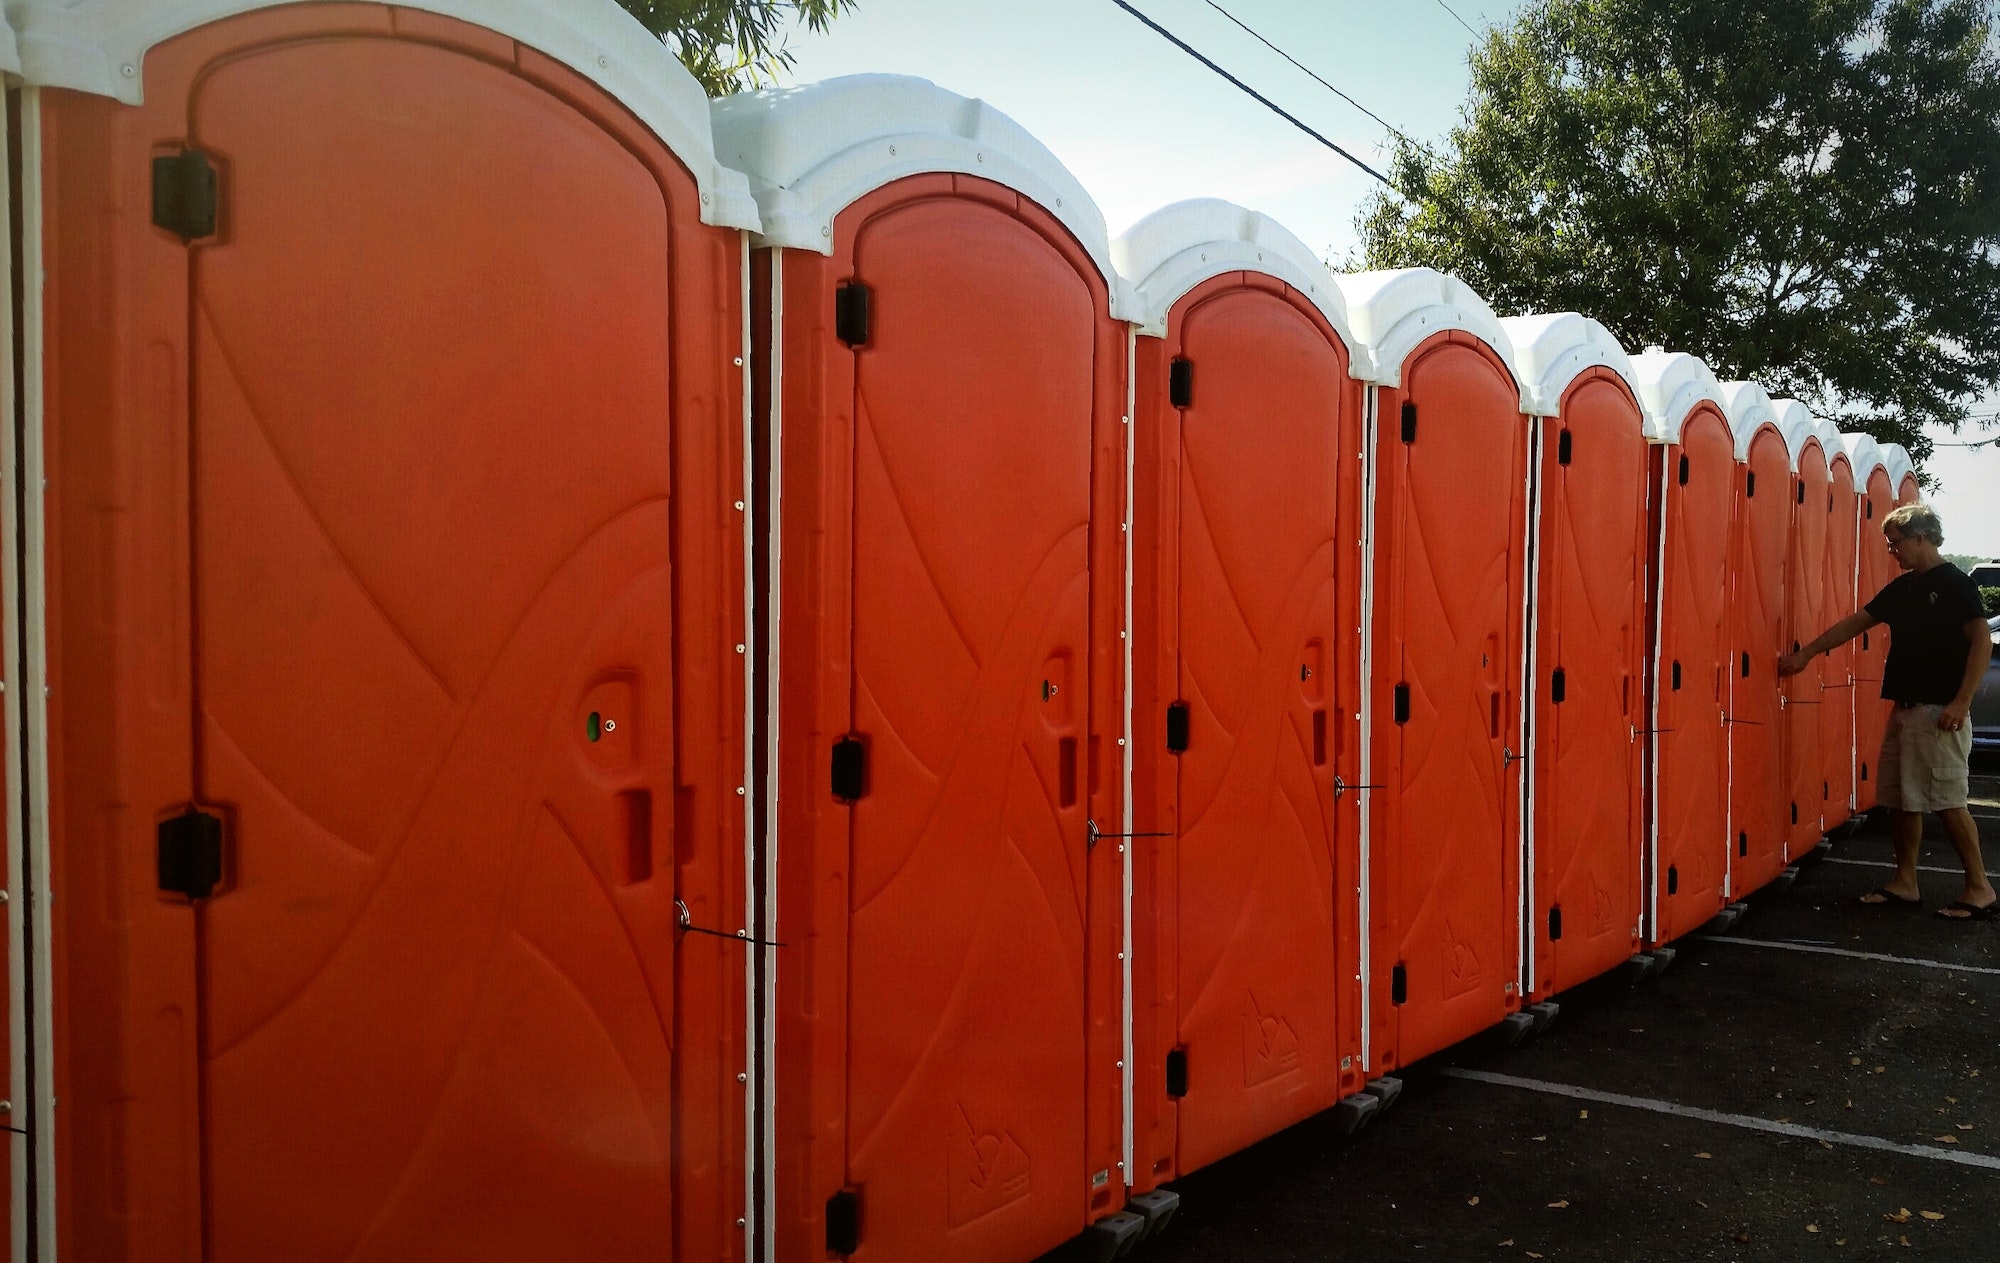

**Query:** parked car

left=1974, top=613, right=2000, bottom=754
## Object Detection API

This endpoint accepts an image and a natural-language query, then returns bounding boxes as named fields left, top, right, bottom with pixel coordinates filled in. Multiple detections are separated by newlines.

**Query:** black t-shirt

left=1864, top=563, right=1986, bottom=704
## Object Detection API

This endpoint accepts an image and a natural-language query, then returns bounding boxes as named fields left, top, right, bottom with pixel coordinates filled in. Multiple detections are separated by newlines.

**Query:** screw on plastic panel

left=737, top=1072, right=748, bottom=1083
left=734, top=500, right=746, bottom=510
left=736, top=644, right=746, bottom=653
left=734, top=356, right=744, bottom=366
left=736, top=787, right=746, bottom=796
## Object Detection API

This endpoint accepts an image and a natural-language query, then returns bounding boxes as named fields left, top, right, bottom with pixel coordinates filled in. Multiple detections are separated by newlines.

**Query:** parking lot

left=1111, top=760, right=2000, bottom=1262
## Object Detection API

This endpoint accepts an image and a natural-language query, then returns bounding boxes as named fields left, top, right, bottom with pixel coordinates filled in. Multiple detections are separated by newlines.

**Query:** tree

left=1355, top=0, right=2000, bottom=466
left=616, top=1, right=856, bottom=98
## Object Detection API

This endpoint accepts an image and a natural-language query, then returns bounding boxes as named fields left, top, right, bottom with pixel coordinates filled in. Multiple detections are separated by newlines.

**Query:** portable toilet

left=713, top=76, right=1138, bottom=1263
left=1884, top=444, right=1921, bottom=505
left=1631, top=352, right=1734, bottom=946
left=1114, top=200, right=1368, bottom=1187
left=1333, top=269, right=1534, bottom=1071
left=1498, top=315, right=1647, bottom=999
left=13, top=2, right=761, bottom=1260
left=1841, top=433, right=1891, bottom=811
left=1818, top=418, right=1860, bottom=824
left=0, top=183, right=18, bottom=1255
left=1774, top=400, right=1830, bottom=853
left=1719, top=383, right=1793, bottom=895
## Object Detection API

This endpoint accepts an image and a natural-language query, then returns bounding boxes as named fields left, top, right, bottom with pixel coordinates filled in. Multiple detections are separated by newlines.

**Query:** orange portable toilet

left=1885, top=444, right=1922, bottom=506
left=1719, top=383, right=1793, bottom=896
left=1818, top=418, right=1860, bottom=827
left=1334, top=270, right=1536, bottom=1069
left=1631, top=352, right=1735, bottom=946
left=1, top=146, right=18, bottom=1250
left=1114, top=199, right=1367, bottom=1189
left=714, top=77, right=1135, bottom=1263
left=1499, top=315, right=1648, bottom=999
left=1841, top=433, right=1892, bottom=810
left=1774, top=401, right=1830, bottom=855
left=19, top=3, right=757, bottom=1259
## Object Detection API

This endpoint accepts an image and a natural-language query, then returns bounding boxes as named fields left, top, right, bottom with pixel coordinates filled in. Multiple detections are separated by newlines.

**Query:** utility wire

left=1109, top=0, right=1397, bottom=189
left=1199, top=0, right=1413, bottom=144
left=1435, top=0, right=1481, bottom=37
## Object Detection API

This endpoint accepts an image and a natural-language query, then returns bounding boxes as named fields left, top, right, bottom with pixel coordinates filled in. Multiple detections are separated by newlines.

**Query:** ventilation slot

left=1169, top=358, right=1193, bottom=408
left=1166, top=1049, right=1188, bottom=1098
left=1393, top=683, right=1411, bottom=724
left=1391, top=964, right=1408, bottom=1005
left=1678, top=454, right=1690, bottom=485
left=1557, top=429, right=1573, bottom=465
left=1548, top=905, right=1564, bottom=941
left=1671, top=660, right=1682, bottom=690
left=1550, top=668, right=1566, bottom=704
left=1667, top=865, right=1680, bottom=895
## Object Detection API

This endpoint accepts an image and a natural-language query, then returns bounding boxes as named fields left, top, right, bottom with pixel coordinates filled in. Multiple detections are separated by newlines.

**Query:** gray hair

left=1882, top=502, right=1943, bottom=545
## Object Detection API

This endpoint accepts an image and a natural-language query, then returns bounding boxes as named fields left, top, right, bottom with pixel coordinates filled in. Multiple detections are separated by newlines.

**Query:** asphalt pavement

left=1079, top=758, right=2000, bottom=1262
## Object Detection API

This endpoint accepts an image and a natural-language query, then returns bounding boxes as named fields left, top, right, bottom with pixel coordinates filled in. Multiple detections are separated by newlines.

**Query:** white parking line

left=1822, top=856, right=1996, bottom=878
left=1701, top=935, right=2000, bottom=977
left=1441, top=1068, right=2000, bottom=1172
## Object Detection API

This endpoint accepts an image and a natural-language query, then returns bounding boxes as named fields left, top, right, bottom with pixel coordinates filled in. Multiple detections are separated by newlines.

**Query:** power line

left=1435, top=0, right=1480, bottom=37
left=1108, top=0, right=1397, bottom=189
left=1200, top=0, right=1412, bottom=144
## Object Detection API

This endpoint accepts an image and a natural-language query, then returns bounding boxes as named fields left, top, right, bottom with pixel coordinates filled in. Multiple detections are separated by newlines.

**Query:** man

left=1779, top=503, right=1994, bottom=920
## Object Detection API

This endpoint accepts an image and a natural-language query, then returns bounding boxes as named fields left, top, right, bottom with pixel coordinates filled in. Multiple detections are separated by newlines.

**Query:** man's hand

left=1777, top=650, right=1809, bottom=678
left=1939, top=700, right=1971, bottom=732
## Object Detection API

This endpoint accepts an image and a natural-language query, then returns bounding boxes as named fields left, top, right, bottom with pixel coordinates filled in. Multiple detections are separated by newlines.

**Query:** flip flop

left=1933, top=900, right=2000, bottom=921
left=1857, top=888, right=1923, bottom=908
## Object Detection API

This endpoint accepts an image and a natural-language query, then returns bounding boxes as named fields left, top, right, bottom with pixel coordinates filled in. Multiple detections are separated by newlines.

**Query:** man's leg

left=1858, top=810, right=1925, bottom=903
left=1935, top=807, right=1994, bottom=916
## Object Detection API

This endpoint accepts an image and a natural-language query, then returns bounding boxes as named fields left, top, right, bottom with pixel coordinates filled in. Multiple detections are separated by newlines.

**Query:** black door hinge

left=1667, top=864, right=1679, bottom=895
left=826, top=1189, right=861, bottom=1256
left=1547, top=904, right=1564, bottom=941
left=152, top=148, right=219, bottom=242
left=1557, top=429, right=1573, bottom=466
left=1671, top=660, right=1682, bottom=691
left=1169, top=358, right=1193, bottom=409
left=836, top=282, right=871, bottom=347
left=1165, top=702, right=1190, bottom=753
left=1392, top=683, right=1410, bottom=724
left=1738, top=830, right=1749, bottom=857
left=1746, top=472, right=1757, bottom=498
left=1166, top=1048, right=1188, bottom=1098
left=831, top=736, right=867, bottom=801
left=158, top=807, right=223, bottom=900
left=1391, top=963, right=1408, bottom=1005
left=1400, top=400, right=1417, bottom=444
left=1678, top=454, right=1690, bottom=485
left=1796, top=481, right=1805, bottom=504
left=1740, top=652, right=1751, bottom=678
left=1550, top=668, right=1566, bottom=704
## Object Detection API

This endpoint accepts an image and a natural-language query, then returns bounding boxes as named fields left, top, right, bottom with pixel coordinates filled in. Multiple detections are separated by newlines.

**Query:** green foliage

left=1981, top=586, right=2000, bottom=617
left=615, top=0, right=855, bottom=97
left=1355, top=0, right=2000, bottom=467
left=1945, top=552, right=1989, bottom=571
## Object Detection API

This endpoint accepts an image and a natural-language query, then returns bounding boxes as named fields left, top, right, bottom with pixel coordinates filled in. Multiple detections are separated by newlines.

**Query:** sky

left=770, top=0, right=2000, bottom=558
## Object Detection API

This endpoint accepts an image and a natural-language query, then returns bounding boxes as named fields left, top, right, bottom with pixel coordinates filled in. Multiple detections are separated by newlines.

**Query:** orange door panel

left=1528, top=374, right=1646, bottom=996
left=1163, top=284, right=1352, bottom=1174
left=42, top=10, right=745, bottom=1262
left=768, top=177, right=1127, bottom=1263
left=1852, top=470, right=1898, bottom=808
left=1648, top=410, right=1735, bottom=944
left=1821, top=460, right=1859, bottom=818
left=1785, top=447, right=1830, bottom=851
left=1370, top=335, right=1526, bottom=1069
left=1728, top=429, right=1793, bottom=895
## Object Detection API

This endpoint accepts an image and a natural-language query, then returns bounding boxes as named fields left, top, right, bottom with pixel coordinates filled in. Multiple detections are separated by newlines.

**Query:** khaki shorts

left=1877, top=704, right=1972, bottom=813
